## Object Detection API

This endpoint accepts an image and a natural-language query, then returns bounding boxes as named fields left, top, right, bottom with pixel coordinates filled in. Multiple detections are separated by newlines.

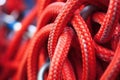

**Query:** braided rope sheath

left=36, top=2, right=65, bottom=30
left=36, top=0, right=54, bottom=31
left=48, top=0, right=82, bottom=59
left=27, top=24, right=53, bottom=80
left=1, top=0, right=120, bottom=80
left=94, top=0, right=119, bottom=43
left=100, top=41, right=120, bottom=80
left=47, top=27, right=75, bottom=80
left=72, top=14, right=96, bottom=80
left=62, top=59, right=76, bottom=80
left=94, top=43, right=114, bottom=62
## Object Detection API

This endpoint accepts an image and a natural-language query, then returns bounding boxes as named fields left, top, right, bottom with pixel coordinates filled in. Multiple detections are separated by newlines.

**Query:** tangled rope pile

left=0, top=0, right=120, bottom=80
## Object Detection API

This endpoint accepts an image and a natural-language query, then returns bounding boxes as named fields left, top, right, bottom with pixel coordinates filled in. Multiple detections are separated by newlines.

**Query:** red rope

left=0, top=0, right=120, bottom=80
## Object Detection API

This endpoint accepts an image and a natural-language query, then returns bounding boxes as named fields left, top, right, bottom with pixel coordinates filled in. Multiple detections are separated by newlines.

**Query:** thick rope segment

left=111, top=23, right=120, bottom=50
left=47, top=27, right=74, bottom=80
left=100, top=41, right=120, bottom=80
left=94, top=0, right=119, bottom=43
left=92, top=12, right=120, bottom=51
left=27, top=24, right=53, bottom=80
left=72, top=14, right=96, bottom=80
left=36, top=2, right=65, bottom=31
left=36, top=0, right=54, bottom=30
left=1, top=0, right=120, bottom=80
left=14, top=40, right=37, bottom=80
left=62, top=59, right=76, bottom=80
left=92, top=12, right=105, bottom=24
left=48, top=0, right=83, bottom=59
left=94, top=43, right=114, bottom=62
